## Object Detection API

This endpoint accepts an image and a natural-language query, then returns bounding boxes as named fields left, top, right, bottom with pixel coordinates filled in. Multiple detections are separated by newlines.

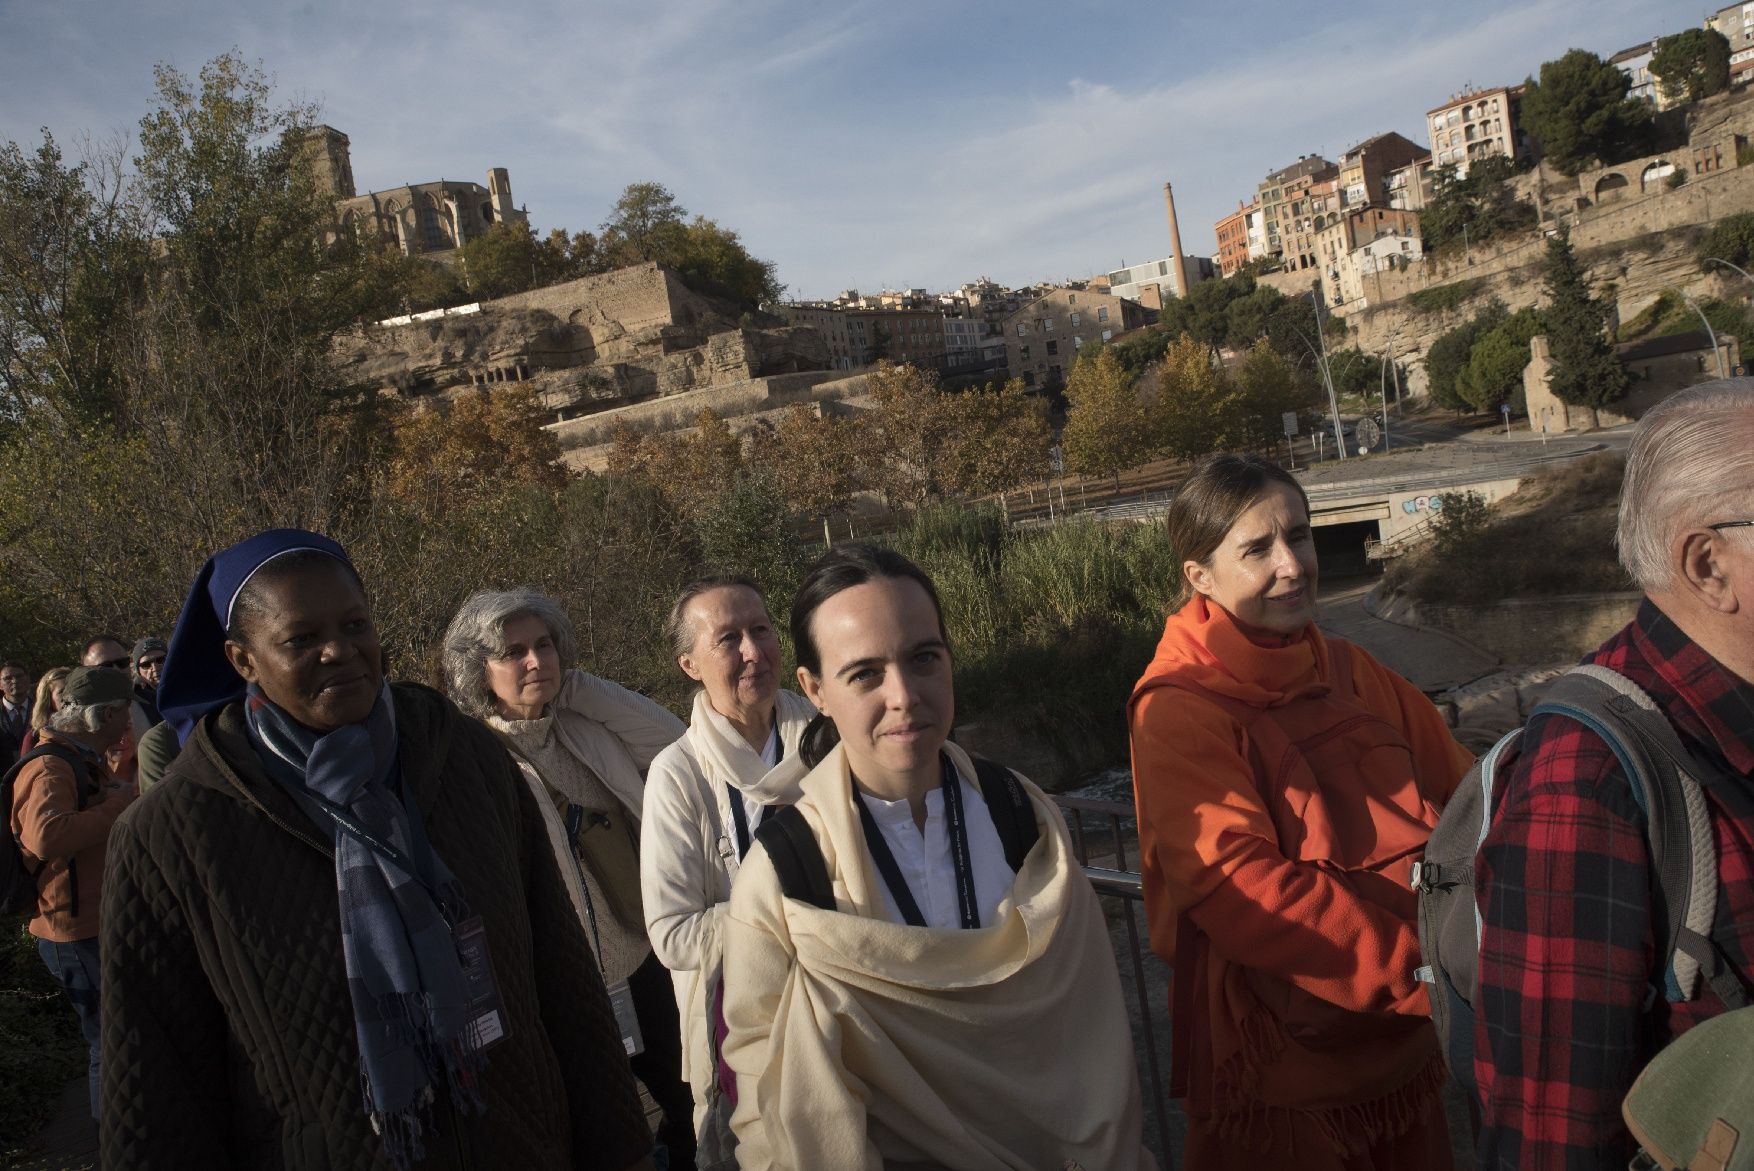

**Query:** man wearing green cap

left=7, top=665, right=136, bottom=1120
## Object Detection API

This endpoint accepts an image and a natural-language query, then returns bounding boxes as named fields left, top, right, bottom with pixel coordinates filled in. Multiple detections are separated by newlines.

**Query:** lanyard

left=854, top=754, right=979, bottom=930
left=298, top=776, right=451, bottom=916
left=728, top=726, right=786, bottom=859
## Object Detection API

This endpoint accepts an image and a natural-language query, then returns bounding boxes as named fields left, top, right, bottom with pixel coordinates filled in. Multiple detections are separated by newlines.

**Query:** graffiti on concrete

left=1402, top=494, right=1446, bottom=515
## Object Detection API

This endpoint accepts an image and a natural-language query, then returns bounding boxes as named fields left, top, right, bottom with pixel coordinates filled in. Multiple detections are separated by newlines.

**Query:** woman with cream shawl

left=640, top=576, right=815, bottom=1164
left=722, top=545, right=1156, bottom=1171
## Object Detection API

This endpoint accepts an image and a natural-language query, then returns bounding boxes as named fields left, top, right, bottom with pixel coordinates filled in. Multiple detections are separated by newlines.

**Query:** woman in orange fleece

left=1129, top=453, right=1472, bottom=1170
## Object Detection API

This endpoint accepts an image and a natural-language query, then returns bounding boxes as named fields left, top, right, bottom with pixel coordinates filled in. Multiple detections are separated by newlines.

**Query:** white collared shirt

left=857, top=776, right=1015, bottom=929
left=736, top=725, right=782, bottom=836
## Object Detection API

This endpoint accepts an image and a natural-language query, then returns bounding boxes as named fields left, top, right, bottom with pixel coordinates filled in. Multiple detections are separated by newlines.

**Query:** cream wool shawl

left=641, top=688, right=815, bottom=1140
left=722, top=742, right=1157, bottom=1171
left=545, top=668, right=686, bottom=827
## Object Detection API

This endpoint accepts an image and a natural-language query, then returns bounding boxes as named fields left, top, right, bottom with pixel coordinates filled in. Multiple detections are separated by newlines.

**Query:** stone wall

left=553, top=371, right=872, bottom=472
left=1523, top=333, right=1742, bottom=432
left=333, top=261, right=830, bottom=422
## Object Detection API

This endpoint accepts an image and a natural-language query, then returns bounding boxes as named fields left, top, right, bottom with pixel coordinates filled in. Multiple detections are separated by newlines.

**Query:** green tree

left=455, top=221, right=540, bottom=300
left=1651, top=29, right=1731, bottom=104
left=1520, top=49, right=1655, bottom=176
left=0, top=132, right=149, bottom=424
left=670, top=216, right=783, bottom=310
left=1698, top=212, right=1754, bottom=270
left=599, top=181, right=687, bottom=265
left=1458, top=306, right=1544, bottom=413
left=1542, top=230, right=1629, bottom=409
left=1420, top=157, right=1538, bottom=252
left=1425, top=305, right=1508, bottom=411
left=1061, top=348, right=1152, bottom=481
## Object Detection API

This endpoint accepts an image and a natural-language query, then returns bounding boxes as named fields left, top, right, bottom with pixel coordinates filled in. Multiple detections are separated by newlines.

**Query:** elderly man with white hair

left=1474, top=378, right=1754, bottom=1169
left=6, top=665, right=137, bottom=1120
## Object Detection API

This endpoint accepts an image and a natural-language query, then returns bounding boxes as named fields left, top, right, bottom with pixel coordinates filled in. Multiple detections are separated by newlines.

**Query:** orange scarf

left=1128, top=598, right=1471, bottom=1154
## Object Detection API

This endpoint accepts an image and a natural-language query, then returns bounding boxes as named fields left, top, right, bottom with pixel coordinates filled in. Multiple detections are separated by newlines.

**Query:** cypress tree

left=1542, top=230, right=1628, bottom=409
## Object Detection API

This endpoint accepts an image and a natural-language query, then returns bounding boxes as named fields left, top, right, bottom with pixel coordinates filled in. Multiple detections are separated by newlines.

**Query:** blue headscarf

left=159, top=528, right=354, bottom=747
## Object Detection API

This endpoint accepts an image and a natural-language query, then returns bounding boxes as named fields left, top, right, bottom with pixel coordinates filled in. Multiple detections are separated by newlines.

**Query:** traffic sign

left=1281, top=411, right=1299, bottom=438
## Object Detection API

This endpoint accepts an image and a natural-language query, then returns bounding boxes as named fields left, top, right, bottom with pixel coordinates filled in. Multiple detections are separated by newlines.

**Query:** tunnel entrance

left=1313, top=519, right=1380, bottom=579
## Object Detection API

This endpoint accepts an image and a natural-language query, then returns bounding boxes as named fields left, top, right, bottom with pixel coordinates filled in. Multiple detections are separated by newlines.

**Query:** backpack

left=1412, top=664, right=1750, bottom=1107
left=1, top=743, right=91, bottom=917
left=754, top=756, right=1040, bottom=912
left=1622, top=1003, right=1754, bottom=1171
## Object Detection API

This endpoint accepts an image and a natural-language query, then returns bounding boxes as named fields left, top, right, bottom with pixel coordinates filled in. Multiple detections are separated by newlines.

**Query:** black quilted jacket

left=99, top=683, right=653, bottom=1171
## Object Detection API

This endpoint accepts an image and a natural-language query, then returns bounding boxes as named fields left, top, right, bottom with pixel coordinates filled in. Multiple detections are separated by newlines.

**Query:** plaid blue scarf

left=245, top=682, right=487, bottom=1167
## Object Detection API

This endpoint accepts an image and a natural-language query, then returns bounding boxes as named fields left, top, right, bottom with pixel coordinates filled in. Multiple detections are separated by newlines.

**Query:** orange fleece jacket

left=1129, top=598, right=1472, bottom=1138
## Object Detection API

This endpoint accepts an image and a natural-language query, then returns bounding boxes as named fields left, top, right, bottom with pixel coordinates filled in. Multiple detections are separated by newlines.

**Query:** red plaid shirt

left=1474, top=600, right=1754, bottom=1170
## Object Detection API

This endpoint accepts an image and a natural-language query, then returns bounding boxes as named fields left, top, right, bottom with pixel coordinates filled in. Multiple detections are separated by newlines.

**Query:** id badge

left=454, top=916, right=510, bottom=1051
left=607, top=979, right=645, bottom=1057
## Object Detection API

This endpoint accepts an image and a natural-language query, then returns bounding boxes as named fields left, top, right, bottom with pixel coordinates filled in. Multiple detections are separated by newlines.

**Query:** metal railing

left=1054, top=795, right=1177, bottom=1167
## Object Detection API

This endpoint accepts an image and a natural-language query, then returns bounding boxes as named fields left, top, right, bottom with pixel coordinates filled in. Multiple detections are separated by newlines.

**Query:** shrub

left=1408, top=278, right=1488, bottom=314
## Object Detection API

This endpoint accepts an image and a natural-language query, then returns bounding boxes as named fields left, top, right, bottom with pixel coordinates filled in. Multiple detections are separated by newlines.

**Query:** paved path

left=1317, top=578, right=1498, bottom=693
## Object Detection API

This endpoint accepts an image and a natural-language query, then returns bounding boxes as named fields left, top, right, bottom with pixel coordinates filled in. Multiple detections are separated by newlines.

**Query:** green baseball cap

left=62, top=666, right=133, bottom=707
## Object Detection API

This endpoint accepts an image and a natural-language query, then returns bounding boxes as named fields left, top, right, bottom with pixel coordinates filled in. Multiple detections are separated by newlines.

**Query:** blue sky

left=0, top=0, right=1700, bottom=300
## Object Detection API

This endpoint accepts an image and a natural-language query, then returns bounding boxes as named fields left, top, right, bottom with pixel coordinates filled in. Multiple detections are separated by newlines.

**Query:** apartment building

left=1707, top=2, right=1754, bottom=86
left=1426, top=86, right=1529, bottom=177
left=1337, top=132, right=1431, bottom=209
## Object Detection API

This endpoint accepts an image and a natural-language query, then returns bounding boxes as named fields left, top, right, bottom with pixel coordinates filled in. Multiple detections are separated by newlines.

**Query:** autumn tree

left=384, top=387, right=566, bottom=512
left=1061, top=348, right=1151, bottom=482
left=748, top=404, right=872, bottom=536
left=1150, top=335, right=1243, bottom=459
left=1232, top=341, right=1317, bottom=450
left=935, top=378, right=1051, bottom=497
left=1542, top=230, right=1629, bottom=409
left=1651, top=28, right=1731, bottom=104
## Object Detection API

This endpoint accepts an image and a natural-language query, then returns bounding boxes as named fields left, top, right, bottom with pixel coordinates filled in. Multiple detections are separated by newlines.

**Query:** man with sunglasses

left=127, top=637, right=167, bottom=742
left=1474, top=378, right=1754, bottom=1169
left=80, top=636, right=130, bottom=673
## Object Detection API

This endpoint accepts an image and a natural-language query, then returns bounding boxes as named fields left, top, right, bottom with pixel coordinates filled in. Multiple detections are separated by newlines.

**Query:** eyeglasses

left=1709, top=521, right=1754, bottom=532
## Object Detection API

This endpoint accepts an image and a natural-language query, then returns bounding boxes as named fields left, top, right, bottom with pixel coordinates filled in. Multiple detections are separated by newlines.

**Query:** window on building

left=1046, top=340, right=1059, bottom=356
left=1020, top=345, right=1031, bottom=361
left=1068, top=293, right=1077, bottom=304
left=1101, top=329, right=1112, bottom=341
left=1097, top=307, right=1109, bottom=323
left=1071, top=313, right=1081, bottom=325
left=1016, top=323, right=1028, bottom=336
left=1022, top=370, right=1036, bottom=386
left=1074, top=336, right=1084, bottom=348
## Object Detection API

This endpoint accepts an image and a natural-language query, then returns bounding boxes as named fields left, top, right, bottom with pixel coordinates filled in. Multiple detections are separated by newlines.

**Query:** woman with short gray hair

left=441, top=588, right=696, bottom=1170
left=640, top=576, right=816, bottom=1166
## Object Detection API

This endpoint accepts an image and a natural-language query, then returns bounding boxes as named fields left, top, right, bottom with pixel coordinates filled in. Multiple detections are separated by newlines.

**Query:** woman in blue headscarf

left=100, top=529, right=656, bottom=1171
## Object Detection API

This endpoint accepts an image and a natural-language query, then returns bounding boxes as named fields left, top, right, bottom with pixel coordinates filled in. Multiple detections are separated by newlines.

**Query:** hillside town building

left=1316, top=207, right=1424, bottom=307
left=1337, top=132, right=1431, bottom=210
left=1214, top=200, right=1256, bottom=275
left=1104, top=256, right=1214, bottom=307
left=1256, top=155, right=1339, bottom=271
left=1708, top=3, right=1754, bottom=86
left=1426, top=86, right=1530, bottom=177
left=1000, top=287, right=1149, bottom=390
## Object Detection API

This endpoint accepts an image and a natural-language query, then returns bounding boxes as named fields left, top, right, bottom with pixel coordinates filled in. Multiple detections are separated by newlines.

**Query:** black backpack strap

left=752, top=806, right=836, bottom=911
left=970, top=756, right=1039, bottom=873
left=4, top=743, right=95, bottom=919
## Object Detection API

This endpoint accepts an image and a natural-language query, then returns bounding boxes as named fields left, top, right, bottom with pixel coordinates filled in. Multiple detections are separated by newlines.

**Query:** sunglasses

left=140, top=658, right=166, bottom=669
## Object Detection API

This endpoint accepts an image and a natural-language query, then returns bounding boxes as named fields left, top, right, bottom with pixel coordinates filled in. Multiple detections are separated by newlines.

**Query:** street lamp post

left=1310, top=277, right=1347, bottom=459
left=1671, top=285, right=1728, bottom=379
